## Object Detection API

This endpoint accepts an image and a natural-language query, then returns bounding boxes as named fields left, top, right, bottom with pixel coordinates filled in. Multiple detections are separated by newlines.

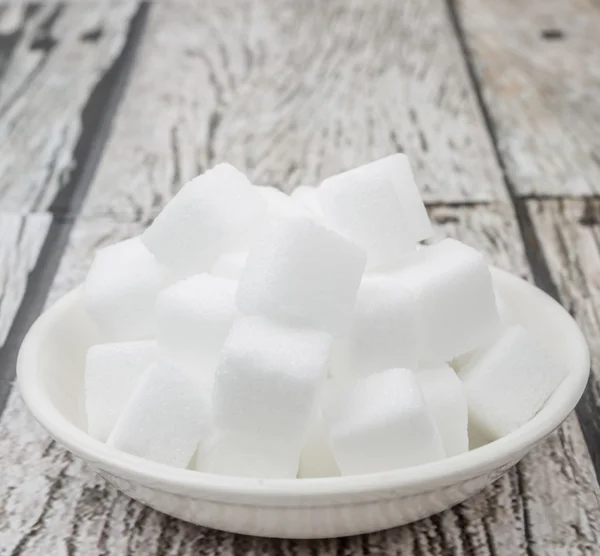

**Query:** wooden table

left=0, top=1, right=599, bottom=553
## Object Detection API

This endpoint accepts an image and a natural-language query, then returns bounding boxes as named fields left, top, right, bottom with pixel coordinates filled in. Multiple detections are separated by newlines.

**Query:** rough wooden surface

left=454, top=0, right=600, bottom=489
left=456, top=0, right=600, bottom=196
left=0, top=0, right=599, bottom=554
left=0, top=212, right=50, bottom=347
left=79, top=0, right=505, bottom=223
left=526, top=199, right=600, bottom=473
left=0, top=0, right=139, bottom=213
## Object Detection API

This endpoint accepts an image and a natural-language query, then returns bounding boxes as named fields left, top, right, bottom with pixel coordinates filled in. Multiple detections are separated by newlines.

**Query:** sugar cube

left=378, top=154, right=432, bottom=241
left=212, top=316, right=332, bottom=472
left=236, top=215, right=367, bottom=336
left=417, top=364, right=468, bottom=457
left=107, top=360, right=211, bottom=468
left=85, top=340, right=158, bottom=441
left=460, top=325, right=567, bottom=440
left=142, top=164, right=266, bottom=276
left=298, top=381, right=341, bottom=478
left=451, top=290, right=514, bottom=372
left=317, top=154, right=431, bottom=269
left=257, top=186, right=307, bottom=216
left=156, top=274, right=237, bottom=378
left=256, top=185, right=325, bottom=228
left=390, top=238, right=500, bottom=362
left=326, top=368, right=445, bottom=475
left=196, top=430, right=299, bottom=478
left=291, top=186, right=324, bottom=218
left=210, top=251, right=248, bottom=280
left=330, top=273, right=418, bottom=380
left=495, top=291, right=513, bottom=328
left=83, top=237, right=170, bottom=341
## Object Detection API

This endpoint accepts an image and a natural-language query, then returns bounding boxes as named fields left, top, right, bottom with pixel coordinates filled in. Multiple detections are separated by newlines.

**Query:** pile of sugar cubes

left=82, top=155, right=567, bottom=478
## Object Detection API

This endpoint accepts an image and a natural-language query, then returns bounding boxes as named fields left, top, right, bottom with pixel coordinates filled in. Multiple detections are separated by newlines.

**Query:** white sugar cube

left=236, top=215, right=367, bottom=336
left=83, top=237, right=170, bottom=341
left=257, top=185, right=324, bottom=223
left=451, top=290, right=514, bottom=372
left=495, top=291, right=513, bottom=328
left=210, top=251, right=248, bottom=280
left=85, top=340, right=158, bottom=441
left=156, top=274, right=237, bottom=378
left=212, top=316, right=332, bottom=469
left=195, top=430, right=299, bottom=478
left=378, top=154, right=432, bottom=242
left=298, top=412, right=340, bottom=478
left=326, top=368, right=444, bottom=475
left=390, top=238, right=500, bottom=362
left=291, top=186, right=324, bottom=218
left=257, top=186, right=303, bottom=214
left=298, top=381, right=341, bottom=478
left=460, top=325, right=567, bottom=440
left=107, top=360, right=211, bottom=468
left=417, top=364, right=468, bottom=457
left=330, top=273, right=418, bottom=380
left=142, top=164, right=266, bottom=276
left=317, top=154, right=431, bottom=269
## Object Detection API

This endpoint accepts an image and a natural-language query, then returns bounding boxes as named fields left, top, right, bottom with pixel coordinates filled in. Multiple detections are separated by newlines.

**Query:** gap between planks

left=0, top=1, right=598, bottom=553
left=447, top=0, right=600, bottom=482
left=0, top=2, right=150, bottom=418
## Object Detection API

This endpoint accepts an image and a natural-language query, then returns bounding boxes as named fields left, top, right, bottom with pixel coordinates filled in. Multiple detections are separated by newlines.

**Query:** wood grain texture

left=453, top=0, right=600, bottom=483
left=527, top=198, right=600, bottom=473
left=2, top=209, right=598, bottom=555
left=0, top=212, right=50, bottom=347
left=1, top=0, right=598, bottom=553
left=0, top=0, right=140, bottom=213
left=78, top=0, right=506, bottom=224
left=456, top=0, right=600, bottom=196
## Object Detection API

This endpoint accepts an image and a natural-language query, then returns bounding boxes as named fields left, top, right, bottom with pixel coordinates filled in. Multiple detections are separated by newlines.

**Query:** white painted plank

left=457, top=0, right=600, bottom=195
left=0, top=1, right=140, bottom=212
left=527, top=198, right=600, bottom=473
left=80, top=0, right=505, bottom=223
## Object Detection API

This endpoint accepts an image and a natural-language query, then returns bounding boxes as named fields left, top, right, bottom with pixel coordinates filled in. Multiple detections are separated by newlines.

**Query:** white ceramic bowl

left=18, top=268, right=589, bottom=539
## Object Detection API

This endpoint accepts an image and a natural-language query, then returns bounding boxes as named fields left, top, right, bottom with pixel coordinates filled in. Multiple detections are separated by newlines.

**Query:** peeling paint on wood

left=0, top=0, right=598, bottom=553
left=0, top=1, right=140, bottom=213
left=457, top=0, right=600, bottom=196
left=80, top=0, right=505, bottom=224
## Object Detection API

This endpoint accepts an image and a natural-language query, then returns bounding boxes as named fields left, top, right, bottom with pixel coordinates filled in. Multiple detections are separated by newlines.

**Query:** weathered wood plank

left=78, top=0, right=506, bottom=223
left=0, top=4, right=26, bottom=35
left=527, top=198, right=600, bottom=475
left=2, top=207, right=598, bottom=554
left=0, top=210, right=52, bottom=468
left=455, top=0, right=600, bottom=196
left=1, top=1, right=596, bottom=553
left=453, top=0, right=600, bottom=485
left=0, top=211, right=50, bottom=348
left=0, top=0, right=140, bottom=213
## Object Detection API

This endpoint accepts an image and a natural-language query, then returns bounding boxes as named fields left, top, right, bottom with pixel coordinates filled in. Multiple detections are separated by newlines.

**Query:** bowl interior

left=18, top=267, right=590, bottom=493
left=36, top=292, right=96, bottom=432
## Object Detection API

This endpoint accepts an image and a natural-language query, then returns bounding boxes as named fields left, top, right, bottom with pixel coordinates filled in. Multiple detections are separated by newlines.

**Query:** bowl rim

left=17, top=267, right=590, bottom=500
